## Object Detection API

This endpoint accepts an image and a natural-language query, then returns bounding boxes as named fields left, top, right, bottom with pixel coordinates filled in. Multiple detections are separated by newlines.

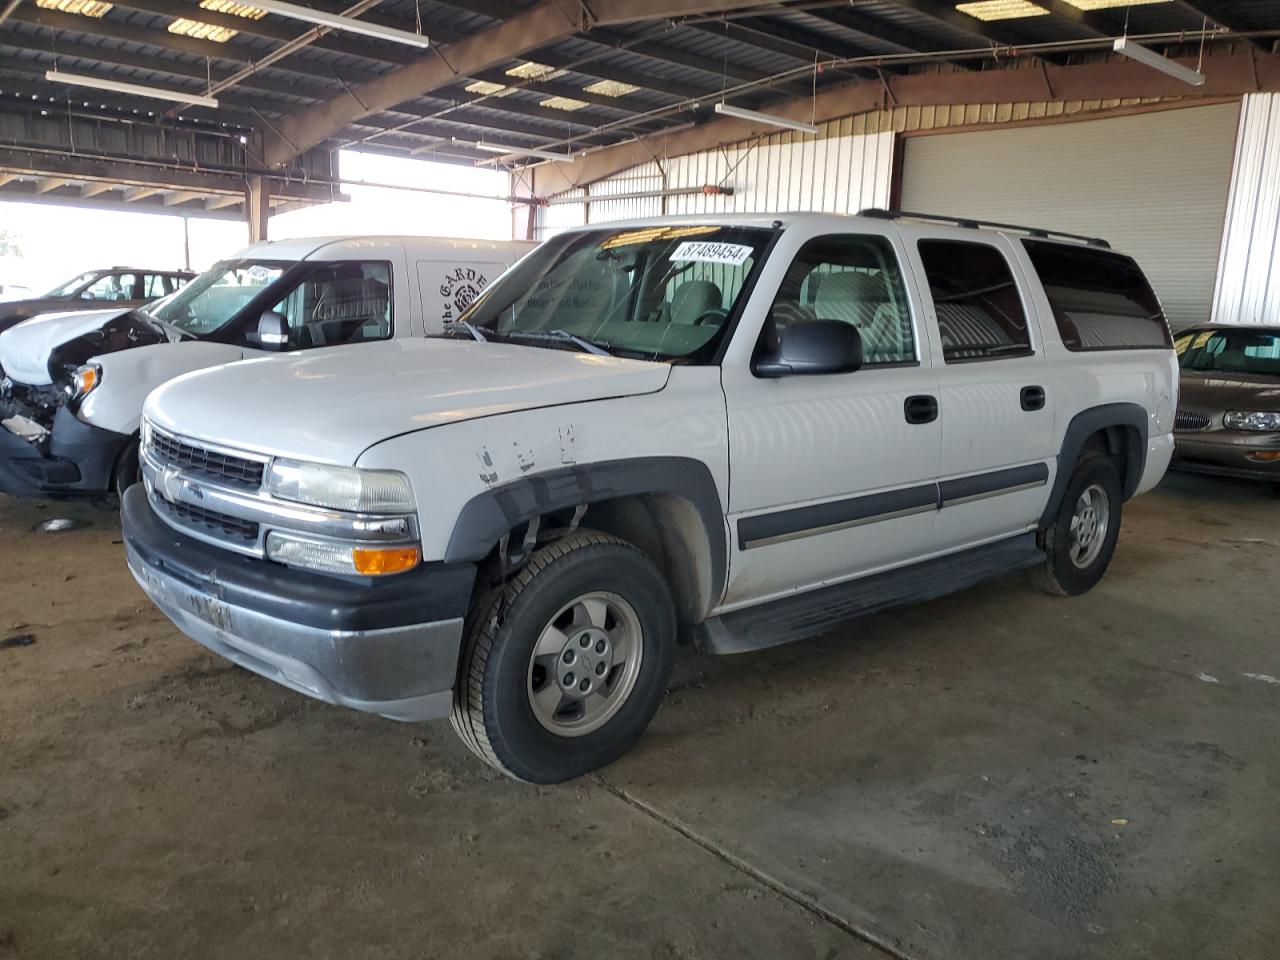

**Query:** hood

left=145, top=338, right=672, bottom=465
left=1179, top=370, right=1280, bottom=412
left=0, top=308, right=172, bottom=385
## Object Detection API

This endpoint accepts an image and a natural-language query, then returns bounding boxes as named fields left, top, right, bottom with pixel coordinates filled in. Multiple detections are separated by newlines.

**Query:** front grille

left=1174, top=409, right=1212, bottom=432
left=148, top=428, right=265, bottom=489
left=154, top=494, right=259, bottom=544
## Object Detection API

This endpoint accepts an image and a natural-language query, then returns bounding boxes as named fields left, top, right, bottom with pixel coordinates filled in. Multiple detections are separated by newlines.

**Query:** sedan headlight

left=1223, top=411, right=1280, bottom=432
left=71, top=364, right=101, bottom=399
left=266, top=458, right=416, bottom=513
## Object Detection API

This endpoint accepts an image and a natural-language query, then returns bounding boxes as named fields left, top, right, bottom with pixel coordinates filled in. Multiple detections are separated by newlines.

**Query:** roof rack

left=859, top=208, right=1111, bottom=249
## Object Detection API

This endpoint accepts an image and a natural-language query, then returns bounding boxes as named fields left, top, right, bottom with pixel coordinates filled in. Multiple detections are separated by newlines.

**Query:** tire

left=112, top=438, right=142, bottom=500
left=450, top=530, right=677, bottom=784
left=1030, top=453, right=1123, bottom=597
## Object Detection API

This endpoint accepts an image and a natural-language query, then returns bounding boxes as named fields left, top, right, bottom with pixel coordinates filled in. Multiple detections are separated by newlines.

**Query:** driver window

left=765, top=235, right=915, bottom=365
left=268, top=261, right=392, bottom=349
left=83, top=272, right=138, bottom=301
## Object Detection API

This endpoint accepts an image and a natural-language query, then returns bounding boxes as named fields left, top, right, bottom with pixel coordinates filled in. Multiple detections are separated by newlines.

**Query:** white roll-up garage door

left=900, top=104, right=1240, bottom=330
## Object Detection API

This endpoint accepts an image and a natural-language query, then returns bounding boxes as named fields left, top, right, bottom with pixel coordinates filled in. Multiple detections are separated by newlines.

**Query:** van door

left=719, top=228, right=942, bottom=609
left=908, top=234, right=1057, bottom=552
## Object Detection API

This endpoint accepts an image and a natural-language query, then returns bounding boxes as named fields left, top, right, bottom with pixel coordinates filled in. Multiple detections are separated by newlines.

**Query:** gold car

left=1172, top=325, right=1280, bottom=492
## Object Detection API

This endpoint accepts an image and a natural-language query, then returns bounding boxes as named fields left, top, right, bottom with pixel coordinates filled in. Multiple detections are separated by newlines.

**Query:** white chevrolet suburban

left=0, top=235, right=531, bottom=499
left=122, top=212, right=1177, bottom=783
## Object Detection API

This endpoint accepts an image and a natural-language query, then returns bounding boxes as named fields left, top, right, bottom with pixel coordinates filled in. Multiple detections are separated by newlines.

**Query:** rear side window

left=1022, top=240, right=1171, bottom=351
left=917, top=240, right=1031, bottom=363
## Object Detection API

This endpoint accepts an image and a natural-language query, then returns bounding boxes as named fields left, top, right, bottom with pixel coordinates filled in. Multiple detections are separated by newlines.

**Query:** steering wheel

left=693, top=308, right=729, bottom=326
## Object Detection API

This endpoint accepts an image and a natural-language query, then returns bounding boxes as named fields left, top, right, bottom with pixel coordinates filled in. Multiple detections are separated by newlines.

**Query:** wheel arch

left=1040, top=402, right=1148, bottom=528
left=444, top=458, right=728, bottom=622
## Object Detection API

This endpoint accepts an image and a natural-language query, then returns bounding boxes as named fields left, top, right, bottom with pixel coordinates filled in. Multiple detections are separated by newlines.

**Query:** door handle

left=1020, top=385, right=1046, bottom=412
left=904, top=394, right=938, bottom=425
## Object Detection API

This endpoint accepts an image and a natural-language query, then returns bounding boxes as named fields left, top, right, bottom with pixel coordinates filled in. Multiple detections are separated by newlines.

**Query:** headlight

left=266, top=458, right=416, bottom=513
left=1224, top=411, right=1280, bottom=432
left=265, top=532, right=420, bottom=576
left=71, top=364, right=101, bottom=399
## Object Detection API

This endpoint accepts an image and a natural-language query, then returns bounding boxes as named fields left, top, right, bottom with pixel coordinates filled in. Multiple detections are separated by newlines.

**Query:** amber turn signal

left=351, top=545, right=421, bottom=575
left=1246, top=450, right=1280, bottom=463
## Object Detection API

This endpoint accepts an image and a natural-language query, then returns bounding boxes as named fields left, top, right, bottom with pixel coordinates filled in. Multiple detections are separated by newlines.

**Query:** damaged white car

left=0, top=235, right=532, bottom=499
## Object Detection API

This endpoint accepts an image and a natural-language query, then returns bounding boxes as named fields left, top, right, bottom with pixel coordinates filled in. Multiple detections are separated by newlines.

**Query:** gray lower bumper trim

left=127, top=545, right=462, bottom=722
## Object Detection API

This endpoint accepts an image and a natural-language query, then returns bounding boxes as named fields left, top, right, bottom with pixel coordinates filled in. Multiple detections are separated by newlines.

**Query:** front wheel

left=451, top=530, right=677, bottom=784
left=1030, top=453, right=1123, bottom=596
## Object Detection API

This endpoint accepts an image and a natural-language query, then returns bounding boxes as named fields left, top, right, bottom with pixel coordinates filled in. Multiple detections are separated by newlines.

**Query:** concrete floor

left=1, top=473, right=1277, bottom=960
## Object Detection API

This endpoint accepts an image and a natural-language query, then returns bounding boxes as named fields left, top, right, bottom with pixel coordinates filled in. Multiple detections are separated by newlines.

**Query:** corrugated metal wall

left=534, top=97, right=1174, bottom=239
left=901, top=103, right=1240, bottom=331
left=1213, top=93, right=1280, bottom=327
left=535, top=129, right=895, bottom=238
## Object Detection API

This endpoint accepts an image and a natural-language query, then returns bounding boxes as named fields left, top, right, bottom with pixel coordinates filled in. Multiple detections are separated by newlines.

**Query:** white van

left=0, top=235, right=533, bottom=499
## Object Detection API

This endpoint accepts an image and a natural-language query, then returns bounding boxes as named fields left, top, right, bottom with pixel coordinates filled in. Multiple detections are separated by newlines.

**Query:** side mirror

left=755, top=319, right=863, bottom=378
left=253, top=311, right=290, bottom=351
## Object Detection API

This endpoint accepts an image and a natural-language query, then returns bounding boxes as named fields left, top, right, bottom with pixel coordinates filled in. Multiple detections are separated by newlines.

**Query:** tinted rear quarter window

left=1022, top=240, right=1172, bottom=350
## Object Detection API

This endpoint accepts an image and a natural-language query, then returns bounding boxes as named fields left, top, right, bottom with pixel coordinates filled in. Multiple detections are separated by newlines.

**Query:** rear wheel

left=451, top=530, right=677, bottom=784
left=1031, top=453, right=1123, bottom=596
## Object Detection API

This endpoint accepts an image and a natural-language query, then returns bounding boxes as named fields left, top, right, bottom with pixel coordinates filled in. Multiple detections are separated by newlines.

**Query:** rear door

left=907, top=233, right=1057, bottom=552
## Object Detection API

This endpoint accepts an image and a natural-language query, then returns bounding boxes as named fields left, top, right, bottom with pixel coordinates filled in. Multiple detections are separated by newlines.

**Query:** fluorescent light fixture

left=539, top=95, right=588, bottom=112
left=250, top=0, right=430, bottom=48
left=1113, top=37, right=1205, bottom=86
left=956, top=0, right=1048, bottom=21
left=714, top=102, right=818, bottom=135
left=35, top=0, right=112, bottom=16
left=469, top=140, right=578, bottom=162
left=168, top=18, right=238, bottom=41
left=44, top=70, right=219, bottom=108
left=583, top=79, right=640, bottom=97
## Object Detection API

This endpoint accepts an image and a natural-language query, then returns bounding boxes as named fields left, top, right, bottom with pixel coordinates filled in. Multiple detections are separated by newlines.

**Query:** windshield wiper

left=440, top=321, right=490, bottom=342
left=508, top=330, right=612, bottom=356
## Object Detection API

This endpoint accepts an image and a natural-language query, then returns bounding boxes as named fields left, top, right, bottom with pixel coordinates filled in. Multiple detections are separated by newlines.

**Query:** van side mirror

left=754, top=319, right=863, bottom=378
left=253, top=311, right=290, bottom=351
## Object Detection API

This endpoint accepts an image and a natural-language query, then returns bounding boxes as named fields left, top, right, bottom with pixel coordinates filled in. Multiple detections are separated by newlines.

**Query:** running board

left=692, top=534, right=1044, bottom=655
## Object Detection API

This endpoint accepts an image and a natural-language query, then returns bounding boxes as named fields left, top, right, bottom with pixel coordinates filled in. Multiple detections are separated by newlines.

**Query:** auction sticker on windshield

left=670, top=241, right=754, bottom=266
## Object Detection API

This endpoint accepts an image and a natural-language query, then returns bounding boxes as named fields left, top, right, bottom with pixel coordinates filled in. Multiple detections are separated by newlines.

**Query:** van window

left=1022, top=240, right=1171, bottom=351
left=917, top=240, right=1031, bottom=363
left=269, top=261, right=392, bottom=349
left=765, top=234, right=914, bottom=365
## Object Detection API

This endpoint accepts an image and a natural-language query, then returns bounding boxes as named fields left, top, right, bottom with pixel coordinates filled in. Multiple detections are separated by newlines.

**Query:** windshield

left=45, top=272, right=99, bottom=298
left=1176, top=328, right=1280, bottom=378
left=455, top=225, right=774, bottom=361
left=148, top=260, right=291, bottom=336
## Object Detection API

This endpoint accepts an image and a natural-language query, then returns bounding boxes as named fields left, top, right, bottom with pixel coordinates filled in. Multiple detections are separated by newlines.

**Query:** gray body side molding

left=1040, top=401, right=1149, bottom=527
left=445, top=457, right=728, bottom=597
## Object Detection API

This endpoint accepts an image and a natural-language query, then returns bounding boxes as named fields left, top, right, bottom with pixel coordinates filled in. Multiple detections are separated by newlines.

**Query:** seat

left=669, top=280, right=722, bottom=325
left=935, top=303, right=1013, bottom=359
left=812, top=272, right=909, bottom=363
left=305, top=276, right=391, bottom=345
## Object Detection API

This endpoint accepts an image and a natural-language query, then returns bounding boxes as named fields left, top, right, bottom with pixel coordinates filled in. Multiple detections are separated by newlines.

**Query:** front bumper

left=0, top=405, right=131, bottom=498
left=121, top=485, right=476, bottom=722
left=1172, top=432, right=1280, bottom=483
